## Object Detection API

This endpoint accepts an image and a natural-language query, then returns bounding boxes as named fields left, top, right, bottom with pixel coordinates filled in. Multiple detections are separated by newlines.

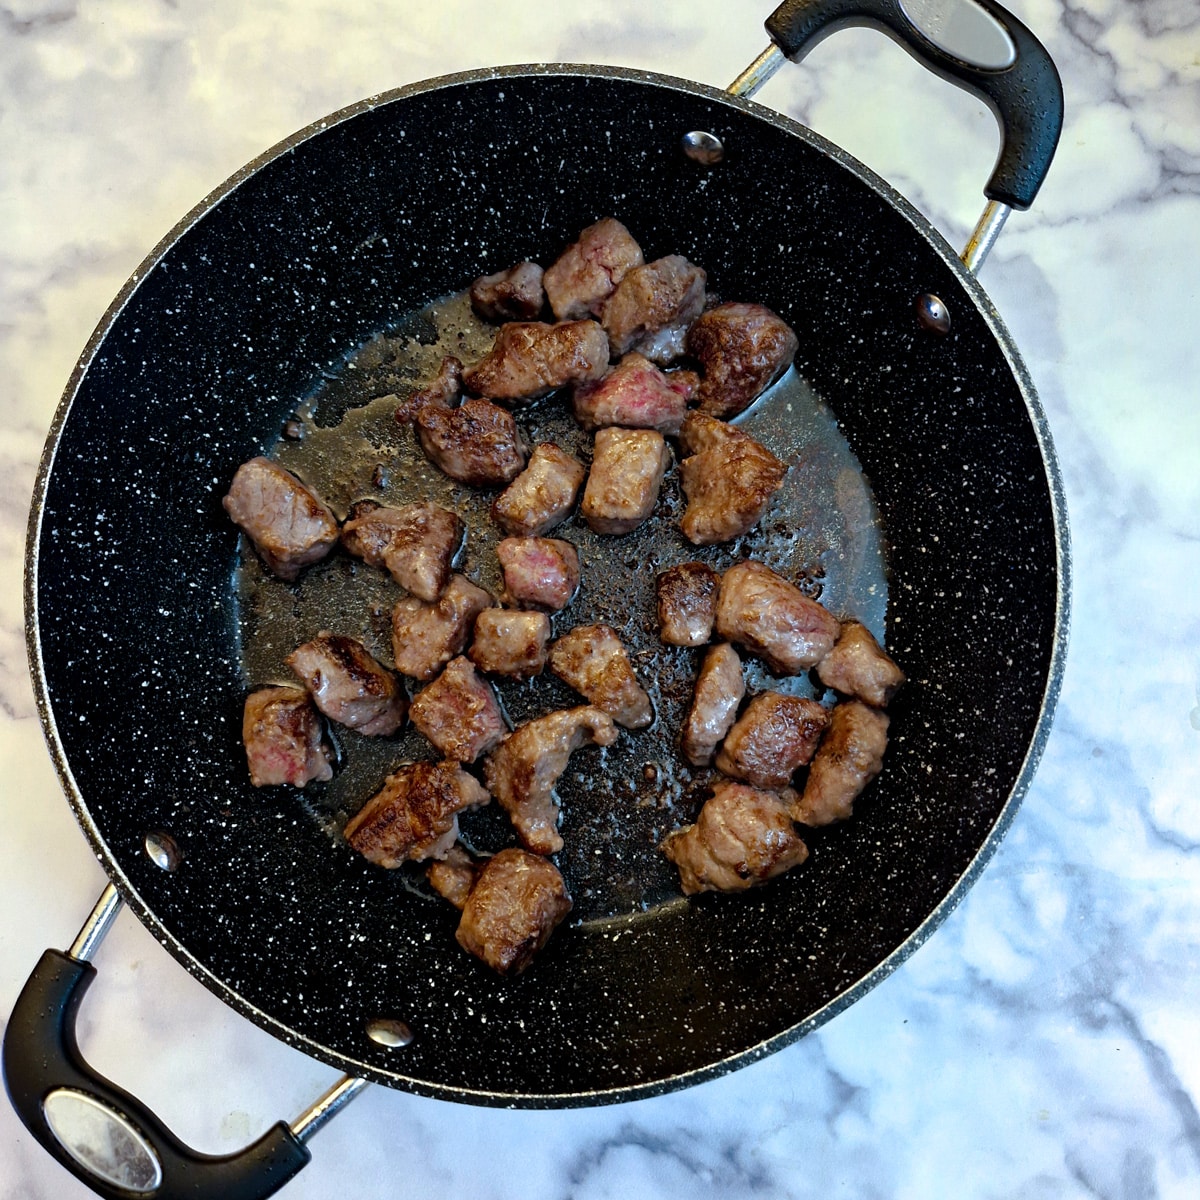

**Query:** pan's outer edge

left=23, top=61, right=1071, bottom=1106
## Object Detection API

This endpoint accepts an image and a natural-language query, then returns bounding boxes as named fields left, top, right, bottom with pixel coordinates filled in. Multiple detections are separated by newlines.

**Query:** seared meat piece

left=395, top=355, right=462, bottom=423
left=483, top=706, right=619, bottom=853
left=572, top=352, right=689, bottom=435
left=548, top=624, right=652, bottom=729
left=391, top=573, right=494, bottom=681
left=677, top=413, right=787, bottom=545
left=601, top=255, right=707, bottom=358
left=415, top=397, right=528, bottom=486
left=792, top=701, right=890, bottom=826
left=680, top=643, right=745, bottom=766
left=409, top=656, right=507, bottom=763
left=687, top=302, right=799, bottom=419
left=816, top=620, right=906, bottom=708
left=286, top=632, right=407, bottom=736
left=470, top=261, right=545, bottom=323
left=656, top=562, right=720, bottom=647
left=341, top=501, right=464, bottom=602
left=497, top=537, right=580, bottom=612
left=242, top=686, right=334, bottom=788
left=715, top=692, right=829, bottom=790
left=426, top=844, right=480, bottom=910
left=468, top=609, right=551, bottom=678
left=580, top=427, right=670, bottom=535
left=661, top=778, right=808, bottom=895
left=543, top=217, right=643, bottom=321
left=343, top=760, right=490, bottom=867
left=716, top=561, right=841, bottom=675
left=491, top=442, right=586, bottom=537
left=222, top=457, right=338, bottom=581
left=456, top=848, right=573, bottom=975
left=462, top=320, right=609, bottom=403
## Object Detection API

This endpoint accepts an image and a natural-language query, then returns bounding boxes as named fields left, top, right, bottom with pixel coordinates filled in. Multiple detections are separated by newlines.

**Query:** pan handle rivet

left=143, top=831, right=182, bottom=872
left=915, top=293, right=951, bottom=335
left=366, top=1018, right=414, bottom=1048
left=681, top=130, right=724, bottom=165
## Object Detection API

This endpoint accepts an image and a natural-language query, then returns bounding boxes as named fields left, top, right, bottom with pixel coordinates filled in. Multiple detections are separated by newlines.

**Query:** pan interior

left=236, top=287, right=889, bottom=923
left=30, top=68, right=1061, bottom=1103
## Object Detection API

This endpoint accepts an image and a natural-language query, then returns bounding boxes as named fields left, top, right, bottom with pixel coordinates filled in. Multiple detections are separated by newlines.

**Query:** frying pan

left=4, top=0, right=1067, bottom=1196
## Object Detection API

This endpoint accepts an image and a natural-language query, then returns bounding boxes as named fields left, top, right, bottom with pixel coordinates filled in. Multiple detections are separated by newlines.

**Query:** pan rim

left=24, top=61, right=1071, bottom=1106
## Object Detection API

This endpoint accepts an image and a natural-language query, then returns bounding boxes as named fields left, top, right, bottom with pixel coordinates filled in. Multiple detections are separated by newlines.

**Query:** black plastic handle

left=765, top=0, right=1063, bottom=209
left=3, top=949, right=311, bottom=1200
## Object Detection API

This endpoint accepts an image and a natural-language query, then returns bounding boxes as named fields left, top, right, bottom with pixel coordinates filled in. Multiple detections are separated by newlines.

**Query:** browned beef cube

left=572, top=352, right=689, bottom=435
left=286, top=632, right=407, bottom=736
left=409, top=656, right=507, bottom=763
left=680, top=643, right=745, bottom=766
left=661, top=779, right=808, bottom=894
left=687, top=302, right=799, bottom=418
left=491, top=442, right=586, bottom=537
left=816, top=621, right=906, bottom=708
left=455, top=848, right=573, bottom=975
left=792, top=701, right=890, bottom=826
left=714, top=692, right=830, bottom=790
left=677, top=413, right=787, bottom=545
left=483, top=707, right=619, bottom=854
left=462, top=320, right=610, bottom=403
left=716, top=561, right=841, bottom=674
left=496, top=537, right=580, bottom=612
left=415, top=398, right=528, bottom=486
left=341, top=501, right=464, bottom=602
left=343, top=760, right=490, bottom=867
left=601, top=255, right=706, bottom=358
left=543, top=218, right=643, bottom=321
left=548, top=624, right=652, bottom=730
left=470, top=261, right=545, bottom=323
left=242, top=686, right=334, bottom=788
left=580, top=427, right=670, bottom=535
left=222, top=457, right=338, bottom=581
left=656, top=562, right=720, bottom=647
left=468, top=609, right=551, bottom=678
left=391, top=574, right=493, bottom=681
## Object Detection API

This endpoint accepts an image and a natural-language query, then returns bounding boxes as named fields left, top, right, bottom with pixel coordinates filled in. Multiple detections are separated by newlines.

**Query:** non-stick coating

left=28, top=66, right=1066, bottom=1104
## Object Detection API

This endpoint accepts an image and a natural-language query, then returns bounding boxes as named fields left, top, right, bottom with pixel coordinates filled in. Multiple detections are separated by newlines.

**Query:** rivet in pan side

left=144, top=831, right=182, bottom=872
left=681, top=130, right=724, bottom=165
left=915, top=293, right=951, bottom=335
left=366, top=1018, right=414, bottom=1048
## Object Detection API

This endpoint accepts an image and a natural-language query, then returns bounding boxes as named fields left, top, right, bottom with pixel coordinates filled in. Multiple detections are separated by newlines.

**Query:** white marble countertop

left=2, top=1, right=1198, bottom=1197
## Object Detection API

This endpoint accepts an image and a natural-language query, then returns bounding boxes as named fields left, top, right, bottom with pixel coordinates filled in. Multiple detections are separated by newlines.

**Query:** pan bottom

left=233, top=286, right=891, bottom=924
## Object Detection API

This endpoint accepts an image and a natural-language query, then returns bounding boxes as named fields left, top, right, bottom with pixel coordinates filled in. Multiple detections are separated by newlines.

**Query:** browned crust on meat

left=815, top=620, right=906, bottom=707
left=660, top=779, right=808, bottom=895
left=343, top=760, right=489, bottom=867
left=715, top=560, right=841, bottom=674
left=687, top=302, right=799, bottom=419
left=548, top=624, right=653, bottom=729
left=714, top=692, right=830, bottom=790
left=415, top=398, right=529, bottom=485
left=490, top=442, right=586, bottom=537
left=462, top=320, right=610, bottom=402
left=455, top=848, right=573, bottom=975
left=792, top=701, right=890, bottom=827
left=677, top=415, right=787, bottom=546
left=656, top=562, right=720, bottom=647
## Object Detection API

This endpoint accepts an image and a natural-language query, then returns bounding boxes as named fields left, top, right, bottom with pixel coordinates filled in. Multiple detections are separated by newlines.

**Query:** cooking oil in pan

left=232, top=291, right=890, bottom=921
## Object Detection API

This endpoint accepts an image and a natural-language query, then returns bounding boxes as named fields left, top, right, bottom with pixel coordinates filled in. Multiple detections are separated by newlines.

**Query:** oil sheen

left=233, top=291, right=890, bottom=921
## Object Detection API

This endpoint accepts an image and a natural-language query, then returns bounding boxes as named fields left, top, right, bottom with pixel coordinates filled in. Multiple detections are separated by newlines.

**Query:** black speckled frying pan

left=5, top=1, right=1067, bottom=1196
